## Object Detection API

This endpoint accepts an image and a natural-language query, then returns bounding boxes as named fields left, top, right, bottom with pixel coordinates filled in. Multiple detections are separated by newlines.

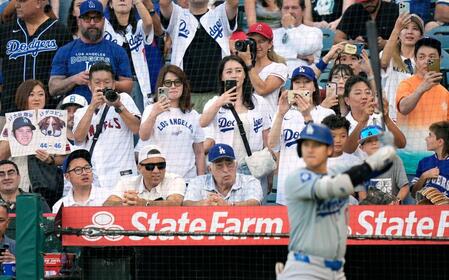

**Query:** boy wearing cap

left=358, top=125, right=409, bottom=203
left=53, top=149, right=107, bottom=213
left=59, top=94, right=88, bottom=143
left=103, top=145, right=185, bottom=207
left=183, top=144, right=263, bottom=206
left=49, top=0, right=133, bottom=102
left=12, top=117, right=36, bottom=146
left=268, top=66, right=334, bottom=205
left=278, top=123, right=396, bottom=279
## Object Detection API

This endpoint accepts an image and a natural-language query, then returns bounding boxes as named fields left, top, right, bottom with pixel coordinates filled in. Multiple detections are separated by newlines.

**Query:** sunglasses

left=80, top=15, right=103, bottom=23
left=163, top=79, right=183, bottom=88
left=141, top=162, right=166, bottom=171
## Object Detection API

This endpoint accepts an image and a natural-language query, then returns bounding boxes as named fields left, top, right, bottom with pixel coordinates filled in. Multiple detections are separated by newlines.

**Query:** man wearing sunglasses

left=52, top=149, right=108, bottom=213
left=103, top=145, right=185, bottom=206
left=49, top=0, right=133, bottom=103
left=183, top=144, right=263, bottom=206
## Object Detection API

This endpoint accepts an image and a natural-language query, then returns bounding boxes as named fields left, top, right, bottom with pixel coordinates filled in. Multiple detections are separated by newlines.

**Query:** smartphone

left=224, top=80, right=237, bottom=93
left=344, top=43, right=364, bottom=56
left=158, top=87, right=169, bottom=101
left=287, top=90, right=297, bottom=105
left=399, top=1, right=410, bottom=14
left=428, top=59, right=440, bottom=73
left=326, top=82, right=337, bottom=97
left=298, top=90, right=312, bottom=104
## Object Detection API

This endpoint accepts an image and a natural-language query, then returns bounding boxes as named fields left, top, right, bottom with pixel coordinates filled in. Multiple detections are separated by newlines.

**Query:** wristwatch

left=149, top=9, right=156, bottom=16
left=114, top=105, right=125, bottom=114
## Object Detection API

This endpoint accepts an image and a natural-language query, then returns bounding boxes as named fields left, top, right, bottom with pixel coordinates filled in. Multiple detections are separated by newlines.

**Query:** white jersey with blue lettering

left=285, top=166, right=349, bottom=260
left=274, top=106, right=334, bottom=205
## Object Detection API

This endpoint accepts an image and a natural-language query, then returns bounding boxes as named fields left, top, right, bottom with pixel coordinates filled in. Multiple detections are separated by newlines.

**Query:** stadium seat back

left=426, top=26, right=449, bottom=52
left=321, top=28, right=335, bottom=56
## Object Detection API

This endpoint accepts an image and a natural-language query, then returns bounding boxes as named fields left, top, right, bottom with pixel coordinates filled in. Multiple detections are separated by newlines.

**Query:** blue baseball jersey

left=412, top=154, right=449, bottom=195
left=50, top=39, right=132, bottom=102
left=285, top=167, right=349, bottom=260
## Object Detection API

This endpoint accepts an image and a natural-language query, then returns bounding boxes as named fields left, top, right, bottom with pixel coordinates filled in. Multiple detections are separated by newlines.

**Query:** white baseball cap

left=138, top=145, right=166, bottom=164
left=60, top=94, right=88, bottom=109
left=436, top=0, right=449, bottom=5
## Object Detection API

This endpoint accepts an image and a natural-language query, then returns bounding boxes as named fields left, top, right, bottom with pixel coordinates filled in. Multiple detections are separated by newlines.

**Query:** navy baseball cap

left=62, top=149, right=92, bottom=173
left=296, top=123, right=333, bottom=157
left=79, top=0, right=104, bottom=17
left=291, top=66, right=316, bottom=82
left=208, top=144, right=235, bottom=163
left=12, top=117, right=36, bottom=131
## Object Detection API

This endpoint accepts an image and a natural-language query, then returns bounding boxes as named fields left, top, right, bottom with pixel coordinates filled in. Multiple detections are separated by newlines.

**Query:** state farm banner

left=62, top=206, right=449, bottom=246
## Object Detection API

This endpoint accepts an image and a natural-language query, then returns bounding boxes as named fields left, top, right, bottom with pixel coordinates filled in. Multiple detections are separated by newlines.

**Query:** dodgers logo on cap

left=219, top=146, right=226, bottom=155
left=89, top=1, right=95, bottom=8
left=306, top=124, right=314, bottom=135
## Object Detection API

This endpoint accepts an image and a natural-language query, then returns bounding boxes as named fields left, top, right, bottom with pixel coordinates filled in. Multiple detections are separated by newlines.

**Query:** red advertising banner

left=61, top=206, right=449, bottom=246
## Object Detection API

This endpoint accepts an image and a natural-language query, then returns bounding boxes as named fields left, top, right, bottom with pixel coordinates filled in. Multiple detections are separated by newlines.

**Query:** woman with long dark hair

left=139, top=65, right=205, bottom=182
left=103, top=0, right=154, bottom=111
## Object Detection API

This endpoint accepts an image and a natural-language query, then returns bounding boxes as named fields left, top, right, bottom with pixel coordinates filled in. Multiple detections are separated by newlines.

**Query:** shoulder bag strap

left=229, top=106, right=252, bottom=157
left=89, top=105, right=110, bottom=154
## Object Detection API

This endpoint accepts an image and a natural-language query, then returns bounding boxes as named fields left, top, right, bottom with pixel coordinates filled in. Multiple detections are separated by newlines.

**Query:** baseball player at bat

left=277, top=123, right=396, bottom=280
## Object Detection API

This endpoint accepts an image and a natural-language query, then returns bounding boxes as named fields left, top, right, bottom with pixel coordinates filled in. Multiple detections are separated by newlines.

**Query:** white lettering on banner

left=355, top=210, right=449, bottom=237
left=86, top=211, right=284, bottom=242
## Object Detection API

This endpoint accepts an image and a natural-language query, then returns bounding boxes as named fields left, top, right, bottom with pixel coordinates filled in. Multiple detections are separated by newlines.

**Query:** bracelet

left=246, top=64, right=253, bottom=71
left=148, top=9, right=156, bottom=16
left=145, top=200, right=150, bottom=206
left=315, top=58, right=328, bottom=72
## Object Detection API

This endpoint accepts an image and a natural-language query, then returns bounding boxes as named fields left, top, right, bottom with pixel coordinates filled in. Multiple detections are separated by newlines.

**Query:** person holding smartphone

left=0, top=203, right=15, bottom=264
left=380, top=13, right=424, bottom=121
left=200, top=55, right=272, bottom=196
left=267, top=66, right=334, bottom=205
left=396, top=37, right=449, bottom=176
left=139, top=65, right=205, bottom=183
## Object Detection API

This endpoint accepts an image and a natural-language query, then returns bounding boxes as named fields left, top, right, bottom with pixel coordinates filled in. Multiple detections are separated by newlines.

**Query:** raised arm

left=244, top=0, right=257, bottom=27
left=380, top=13, right=410, bottom=69
left=159, top=0, right=173, bottom=20
left=134, top=0, right=153, bottom=36
left=225, top=0, right=239, bottom=20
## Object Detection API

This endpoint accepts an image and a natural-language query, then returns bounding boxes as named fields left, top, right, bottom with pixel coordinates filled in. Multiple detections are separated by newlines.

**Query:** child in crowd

left=411, top=121, right=449, bottom=197
left=359, top=125, right=410, bottom=203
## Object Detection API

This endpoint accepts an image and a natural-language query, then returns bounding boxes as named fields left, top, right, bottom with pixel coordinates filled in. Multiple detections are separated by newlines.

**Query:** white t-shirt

left=139, top=107, right=205, bottom=180
left=273, top=25, right=323, bottom=75
left=380, top=51, right=414, bottom=121
left=274, top=106, right=335, bottom=205
left=254, top=62, right=288, bottom=117
left=73, top=93, right=141, bottom=190
left=52, top=186, right=109, bottom=213
left=111, top=172, right=186, bottom=201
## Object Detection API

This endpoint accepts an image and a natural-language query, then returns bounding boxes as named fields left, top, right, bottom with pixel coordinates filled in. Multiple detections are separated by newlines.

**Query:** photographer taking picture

left=237, top=22, right=288, bottom=118
left=73, top=62, right=141, bottom=191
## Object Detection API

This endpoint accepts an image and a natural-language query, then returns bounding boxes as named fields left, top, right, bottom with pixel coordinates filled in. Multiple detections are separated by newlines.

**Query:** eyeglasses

left=331, top=75, right=350, bottom=82
left=0, top=169, right=17, bottom=178
left=80, top=15, right=103, bottom=23
left=141, top=162, right=166, bottom=171
left=213, top=160, right=235, bottom=170
left=163, top=79, right=183, bottom=88
left=67, top=165, right=92, bottom=175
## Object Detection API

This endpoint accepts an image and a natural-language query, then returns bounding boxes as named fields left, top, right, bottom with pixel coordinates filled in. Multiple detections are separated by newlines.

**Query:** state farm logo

left=83, top=211, right=124, bottom=242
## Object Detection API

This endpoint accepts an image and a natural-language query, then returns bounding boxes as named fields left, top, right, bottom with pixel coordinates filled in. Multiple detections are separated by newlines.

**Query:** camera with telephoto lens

left=235, top=38, right=257, bottom=65
left=101, top=88, right=119, bottom=103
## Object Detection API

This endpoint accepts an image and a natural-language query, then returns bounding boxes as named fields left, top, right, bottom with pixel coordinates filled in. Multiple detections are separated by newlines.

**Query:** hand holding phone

left=326, top=82, right=337, bottom=97
left=399, top=1, right=410, bottom=14
left=428, top=59, right=440, bottom=73
left=158, top=87, right=169, bottom=101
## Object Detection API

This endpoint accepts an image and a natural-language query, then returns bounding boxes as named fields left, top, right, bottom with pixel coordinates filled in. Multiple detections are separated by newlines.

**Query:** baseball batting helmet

left=296, top=123, right=334, bottom=157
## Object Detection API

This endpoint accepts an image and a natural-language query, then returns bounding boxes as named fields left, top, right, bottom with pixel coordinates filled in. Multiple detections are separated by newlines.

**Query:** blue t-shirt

left=50, top=39, right=132, bottom=102
left=413, top=154, right=449, bottom=195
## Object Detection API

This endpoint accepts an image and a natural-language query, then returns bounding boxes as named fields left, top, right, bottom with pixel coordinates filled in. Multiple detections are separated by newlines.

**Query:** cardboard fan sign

left=5, top=110, right=67, bottom=157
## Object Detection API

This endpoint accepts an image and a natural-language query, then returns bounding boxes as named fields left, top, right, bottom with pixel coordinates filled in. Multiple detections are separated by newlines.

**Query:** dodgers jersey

left=285, top=166, right=349, bottom=260
left=412, top=154, right=449, bottom=195
left=50, top=39, right=132, bottom=102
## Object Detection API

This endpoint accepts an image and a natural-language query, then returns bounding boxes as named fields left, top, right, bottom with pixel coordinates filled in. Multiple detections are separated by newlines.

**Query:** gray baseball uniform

left=278, top=167, right=348, bottom=280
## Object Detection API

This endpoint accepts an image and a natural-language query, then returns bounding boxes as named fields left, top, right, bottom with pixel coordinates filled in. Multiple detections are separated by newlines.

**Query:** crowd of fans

left=0, top=0, right=448, bottom=227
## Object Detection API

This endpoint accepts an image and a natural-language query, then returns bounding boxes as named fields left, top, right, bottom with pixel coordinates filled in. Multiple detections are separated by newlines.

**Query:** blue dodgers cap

left=12, top=117, right=36, bottom=131
left=79, top=0, right=104, bottom=17
left=291, top=66, right=316, bottom=82
left=62, top=149, right=92, bottom=173
left=296, top=123, right=333, bottom=157
left=208, top=144, right=235, bottom=162
left=359, top=125, right=384, bottom=145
